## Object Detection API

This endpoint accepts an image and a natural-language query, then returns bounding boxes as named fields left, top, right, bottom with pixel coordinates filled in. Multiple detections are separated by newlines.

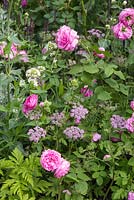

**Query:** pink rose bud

left=92, top=133, right=101, bottom=142
left=94, top=47, right=105, bottom=59
left=21, top=0, right=28, bottom=7
left=55, top=25, right=79, bottom=51
left=22, top=94, right=38, bottom=115
left=39, top=102, right=44, bottom=107
left=103, top=154, right=111, bottom=160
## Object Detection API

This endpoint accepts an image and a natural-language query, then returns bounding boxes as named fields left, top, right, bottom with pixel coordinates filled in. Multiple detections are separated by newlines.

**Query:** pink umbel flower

left=54, top=158, right=70, bottom=179
left=110, top=114, right=126, bottom=129
left=70, top=104, right=88, bottom=124
left=126, top=117, right=134, bottom=133
left=18, top=50, right=29, bottom=62
left=40, top=149, right=62, bottom=172
left=130, top=100, right=134, bottom=111
left=21, top=0, right=28, bottom=7
left=80, top=85, right=93, bottom=97
left=112, top=22, right=132, bottom=40
left=55, top=25, right=79, bottom=51
left=27, top=126, right=46, bottom=142
left=94, top=47, right=105, bottom=59
left=63, top=126, right=84, bottom=140
left=50, top=112, right=65, bottom=126
left=119, top=8, right=134, bottom=26
left=22, top=94, right=38, bottom=115
left=128, top=192, right=134, bottom=200
left=92, top=133, right=101, bottom=142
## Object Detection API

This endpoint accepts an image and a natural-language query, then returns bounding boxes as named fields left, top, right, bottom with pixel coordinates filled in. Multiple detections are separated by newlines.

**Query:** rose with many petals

left=128, top=192, right=134, bottom=200
left=112, top=22, right=132, bottom=40
left=119, top=8, right=134, bottom=26
left=126, top=117, right=134, bottom=133
left=40, top=149, right=62, bottom=172
left=54, top=158, right=70, bottom=178
left=55, top=25, right=79, bottom=51
left=22, top=94, right=38, bottom=115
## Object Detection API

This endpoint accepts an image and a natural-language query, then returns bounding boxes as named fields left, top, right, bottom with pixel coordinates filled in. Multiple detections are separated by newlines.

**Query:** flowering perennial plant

left=27, top=126, right=46, bottom=143
left=63, top=126, right=85, bottom=140
left=70, top=104, right=88, bottom=124
left=50, top=112, right=65, bottom=127
left=110, top=114, right=126, bottom=129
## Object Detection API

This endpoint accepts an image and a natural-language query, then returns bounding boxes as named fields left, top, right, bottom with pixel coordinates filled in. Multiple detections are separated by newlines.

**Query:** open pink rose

left=54, top=158, right=70, bottom=178
left=119, top=8, right=134, bottom=26
left=55, top=25, right=79, bottom=51
left=22, top=94, right=38, bottom=115
left=112, top=22, right=132, bottom=40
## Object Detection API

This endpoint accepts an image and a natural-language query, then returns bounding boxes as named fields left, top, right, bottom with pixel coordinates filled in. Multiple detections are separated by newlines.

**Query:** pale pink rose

left=94, top=47, right=105, bottom=59
left=22, top=94, right=38, bottom=114
left=119, top=8, right=134, bottom=26
left=126, top=117, right=134, bottom=133
left=18, top=50, right=29, bottom=62
left=40, top=149, right=62, bottom=172
left=55, top=25, right=79, bottom=51
left=103, top=154, right=111, bottom=160
left=130, top=100, right=134, bottom=111
left=92, top=133, right=101, bottom=142
left=112, top=22, right=132, bottom=40
left=54, top=158, right=70, bottom=178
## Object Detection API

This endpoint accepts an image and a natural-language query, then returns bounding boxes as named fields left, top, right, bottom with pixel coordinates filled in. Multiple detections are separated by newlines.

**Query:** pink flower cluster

left=0, top=42, right=28, bottom=62
left=40, top=149, right=70, bottom=179
left=27, top=126, right=46, bottom=142
left=128, top=192, right=134, bottom=200
left=63, top=126, right=84, bottom=140
left=55, top=25, right=79, bottom=51
left=80, top=85, right=93, bottom=97
left=70, top=104, right=88, bottom=124
left=92, top=133, right=101, bottom=142
left=88, top=29, right=105, bottom=38
left=112, top=8, right=134, bottom=40
left=50, top=112, right=65, bottom=127
left=110, top=114, right=126, bottom=129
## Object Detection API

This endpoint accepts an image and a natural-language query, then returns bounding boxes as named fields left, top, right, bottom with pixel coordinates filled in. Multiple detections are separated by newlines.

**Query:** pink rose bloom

left=40, top=149, right=62, bottom=172
left=126, top=117, right=134, bottom=133
left=55, top=25, right=79, bottom=51
left=80, top=86, right=93, bottom=97
left=94, top=47, right=105, bottom=59
left=92, top=133, right=101, bottom=142
left=54, top=158, right=70, bottom=178
left=130, top=100, right=134, bottom=111
left=103, top=154, right=111, bottom=160
left=22, top=94, right=38, bottom=115
left=18, top=50, right=29, bottom=62
left=112, top=22, right=132, bottom=40
left=128, top=192, right=134, bottom=200
left=119, top=8, right=134, bottom=26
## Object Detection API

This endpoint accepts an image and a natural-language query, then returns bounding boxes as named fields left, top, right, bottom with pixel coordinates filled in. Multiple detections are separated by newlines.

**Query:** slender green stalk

left=81, top=0, right=87, bottom=35
left=57, top=178, right=63, bottom=200
left=7, top=0, right=14, bottom=36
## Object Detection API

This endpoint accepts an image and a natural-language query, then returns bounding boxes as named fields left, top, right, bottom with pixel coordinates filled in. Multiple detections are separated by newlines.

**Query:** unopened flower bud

left=122, top=1, right=127, bottom=5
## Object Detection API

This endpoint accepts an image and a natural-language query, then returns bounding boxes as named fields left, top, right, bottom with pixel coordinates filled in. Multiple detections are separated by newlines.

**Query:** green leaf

left=104, top=66, right=114, bottom=77
left=77, top=172, right=90, bottom=181
left=105, top=78, right=119, bottom=90
left=96, top=176, right=103, bottom=186
left=0, top=105, right=7, bottom=112
left=68, top=65, right=84, bottom=74
left=75, top=181, right=88, bottom=195
left=114, top=71, right=125, bottom=80
left=119, top=84, right=128, bottom=95
left=66, top=173, right=79, bottom=182
left=95, top=86, right=111, bottom=100
left=84, top=64, right=99, bottom=74
left=128, top=157, right=134, bottom=166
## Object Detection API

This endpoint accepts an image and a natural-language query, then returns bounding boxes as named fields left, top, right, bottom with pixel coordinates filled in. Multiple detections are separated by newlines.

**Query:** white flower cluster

left=26, top=66, right=45, bottom=87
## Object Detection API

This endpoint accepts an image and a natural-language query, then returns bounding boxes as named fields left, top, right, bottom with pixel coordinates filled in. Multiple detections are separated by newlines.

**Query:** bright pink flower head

left=126, top=117, right=134, bottom=133
left=119, top=8, right=134, bottom=26
left=22, top=94, right=38, bottom=115
left=112, top=22, right=132, bottom=40
left=54, top=158, right=70, bottom=178
left=92, top=133, right=101, bottom=142
left=128, top=192, right=134, bottom=200
left=18, top=50, right=29, bottom=62
left=130, top=100, right=134, bottom=111
left=94, top=47, right=105, bottom=59
left=21, top=0, right=28, bottom=7
left=40, top=149, right=62, bottom=172
left=80, top=86, right=93, bottom=97
left=55, top=25, right=79, bottom=51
